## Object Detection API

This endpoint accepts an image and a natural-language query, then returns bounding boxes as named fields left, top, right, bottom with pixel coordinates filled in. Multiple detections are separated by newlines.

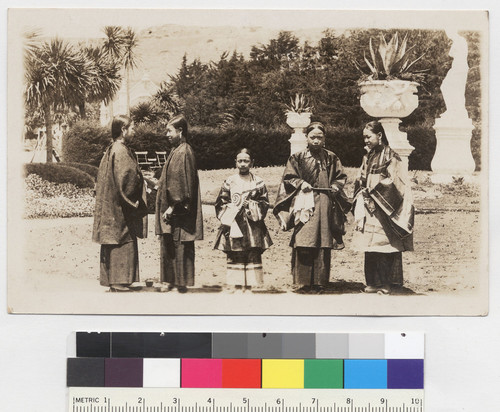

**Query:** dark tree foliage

left=158, top=28, right=472, bottom=133
left=67, top=29, right=481, bottom=171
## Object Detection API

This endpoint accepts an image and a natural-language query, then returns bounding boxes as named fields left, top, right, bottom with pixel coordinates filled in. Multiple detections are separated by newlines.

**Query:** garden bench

left=135, top=151, right=151, bottom=170
left=156, top=151, right=167, bottom=168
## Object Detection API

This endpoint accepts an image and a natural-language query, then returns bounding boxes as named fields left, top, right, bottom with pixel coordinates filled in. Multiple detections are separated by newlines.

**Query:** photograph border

left=7, top=8, right=489, bottom=316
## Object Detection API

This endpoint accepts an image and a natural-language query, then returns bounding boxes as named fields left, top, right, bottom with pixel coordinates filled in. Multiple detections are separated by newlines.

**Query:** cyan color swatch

left=344, top=360, right=387, bottom=389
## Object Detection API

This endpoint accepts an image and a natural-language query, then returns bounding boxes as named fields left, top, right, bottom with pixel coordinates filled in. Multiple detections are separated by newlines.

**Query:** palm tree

left=79, top=44, right=122, bottom=118
left=122, top=28, right=140, bottom=116
left=24, top=38, right=94, bottom=162
left=102, top=26, right=125, bottom=62
left=153, top=80, right=181, bottom=121
left=102, top=26, right=126, bottom=121
left=101, top=26, right=140, bottom=117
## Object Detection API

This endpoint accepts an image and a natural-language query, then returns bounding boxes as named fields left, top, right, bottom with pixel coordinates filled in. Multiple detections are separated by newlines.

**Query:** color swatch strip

left=67, top=358, right=423, bottom=389
left=76, top=332, right=423, bottom=359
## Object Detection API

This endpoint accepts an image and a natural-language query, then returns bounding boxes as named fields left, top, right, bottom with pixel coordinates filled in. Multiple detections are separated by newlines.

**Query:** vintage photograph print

left=7, top=9, right=488, bottom=315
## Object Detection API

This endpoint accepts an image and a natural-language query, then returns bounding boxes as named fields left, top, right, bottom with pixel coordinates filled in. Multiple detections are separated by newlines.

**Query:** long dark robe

left=155, top=142, right=203, bottom=285
left=93, top=141, right=148, bottom=244
left=273, top=148, right=349, bottom=285
left=100, top=241, right=139, bottom=287
left=92, top=140, right=148, bottom=286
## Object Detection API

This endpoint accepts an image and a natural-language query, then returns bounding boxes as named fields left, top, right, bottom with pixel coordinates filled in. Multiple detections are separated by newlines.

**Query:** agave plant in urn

left=356, top=32, right=425, bottom=170
left=285, top=93, right=313, bottom=155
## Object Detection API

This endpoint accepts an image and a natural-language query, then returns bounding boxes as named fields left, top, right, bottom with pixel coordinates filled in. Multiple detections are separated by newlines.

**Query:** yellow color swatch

left=262, top=359, right=304, bottom=388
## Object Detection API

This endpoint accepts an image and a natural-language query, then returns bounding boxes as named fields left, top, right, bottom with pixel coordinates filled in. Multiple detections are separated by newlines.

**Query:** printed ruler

left=69, top=388, right=424, bottom=412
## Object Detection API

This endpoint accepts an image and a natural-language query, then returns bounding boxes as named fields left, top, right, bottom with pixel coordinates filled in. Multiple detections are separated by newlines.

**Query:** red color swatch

left=222, top=359, right=261, bottom=388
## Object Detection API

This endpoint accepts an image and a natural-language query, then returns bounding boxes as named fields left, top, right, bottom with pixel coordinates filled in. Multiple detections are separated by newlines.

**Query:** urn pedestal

left=286, top=112, right=312, bottom=155
left=360, top=80, right=419, bottom=172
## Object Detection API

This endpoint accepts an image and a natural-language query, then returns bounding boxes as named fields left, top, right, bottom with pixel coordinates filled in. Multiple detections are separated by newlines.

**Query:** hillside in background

left=132, top=24, right=330, bottom=84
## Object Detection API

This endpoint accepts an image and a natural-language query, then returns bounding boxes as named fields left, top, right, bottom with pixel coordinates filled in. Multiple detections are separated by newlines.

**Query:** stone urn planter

left=359, top=79, right=419, bottom=170
left=286, top=111, right=312, bottom=155
left=359, top=80, right=419, bottom=118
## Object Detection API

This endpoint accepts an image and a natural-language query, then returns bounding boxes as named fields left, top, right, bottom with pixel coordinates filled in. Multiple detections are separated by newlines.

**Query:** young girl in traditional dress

left=214, top=149, right=273, bottom=292
left=353, top=120, right=414, bottom=295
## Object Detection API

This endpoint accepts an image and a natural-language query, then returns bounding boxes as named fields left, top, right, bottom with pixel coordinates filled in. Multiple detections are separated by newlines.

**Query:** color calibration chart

left=68, top=332, right=424, bottom=412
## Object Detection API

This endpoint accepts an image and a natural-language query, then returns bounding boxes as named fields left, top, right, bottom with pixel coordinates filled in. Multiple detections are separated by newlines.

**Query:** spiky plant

left=285, top=93, right=312, bottom=114
left=356, top=32, right=426, bottom=82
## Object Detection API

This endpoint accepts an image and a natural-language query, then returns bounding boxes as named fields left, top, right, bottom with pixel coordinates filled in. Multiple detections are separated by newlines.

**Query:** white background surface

left=1, top=1, right=499, bottom=411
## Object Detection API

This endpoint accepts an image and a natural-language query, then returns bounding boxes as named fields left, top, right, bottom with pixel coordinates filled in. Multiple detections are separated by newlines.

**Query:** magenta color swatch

left=181, top=359, right=222, bottom=388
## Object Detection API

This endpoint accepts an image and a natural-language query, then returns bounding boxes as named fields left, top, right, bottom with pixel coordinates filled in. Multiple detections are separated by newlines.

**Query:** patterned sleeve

left=214, top=179, right=232, bottom=221
left=246, top=179, right=270, bottom=222
left=370, top=155, right=405, bottom=216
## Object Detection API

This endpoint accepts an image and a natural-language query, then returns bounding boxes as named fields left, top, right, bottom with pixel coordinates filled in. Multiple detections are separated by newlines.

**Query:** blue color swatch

left=344, top=359, right=387, bottom=389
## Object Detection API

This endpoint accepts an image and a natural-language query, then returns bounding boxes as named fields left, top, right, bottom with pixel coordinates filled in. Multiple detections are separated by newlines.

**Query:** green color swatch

left=304, top=359, right=343, bottom=388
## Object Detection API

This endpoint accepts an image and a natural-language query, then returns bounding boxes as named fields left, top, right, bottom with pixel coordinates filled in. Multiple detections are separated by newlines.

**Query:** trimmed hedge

left=62, top=120, right=111, bottom=167
left=24, top=163, right=95, bottom=189
left=471, top=126, right=481, bottom=171
left=62, top=162, right=99, bottom=180
left=127, top=123, right=169, bottom=156
left=406, top=125, right=437, bottom=171
left=188, top=125, right=289, bottom=170
left=60, top=119, right=481, bottom=172
left=62, top=120, right=170, bottom=166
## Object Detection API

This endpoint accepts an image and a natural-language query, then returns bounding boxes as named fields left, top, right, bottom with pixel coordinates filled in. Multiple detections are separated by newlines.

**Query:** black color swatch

left=111, top=333, right=145, bottom=358
left=67, top=358, right=105, bottom=387
left=76, top=332, right=111, bottom=358
left=178, top=333, right=212, bottom=358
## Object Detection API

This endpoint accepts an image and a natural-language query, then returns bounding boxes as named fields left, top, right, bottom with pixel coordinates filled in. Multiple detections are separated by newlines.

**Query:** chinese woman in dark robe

left=92, top=115, right=148, bottom=292
left=353, top=120, right=415, bottom=295
left=155, top=115, right=204, bottom=293
left=274, top=122, right=349, bottom=292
